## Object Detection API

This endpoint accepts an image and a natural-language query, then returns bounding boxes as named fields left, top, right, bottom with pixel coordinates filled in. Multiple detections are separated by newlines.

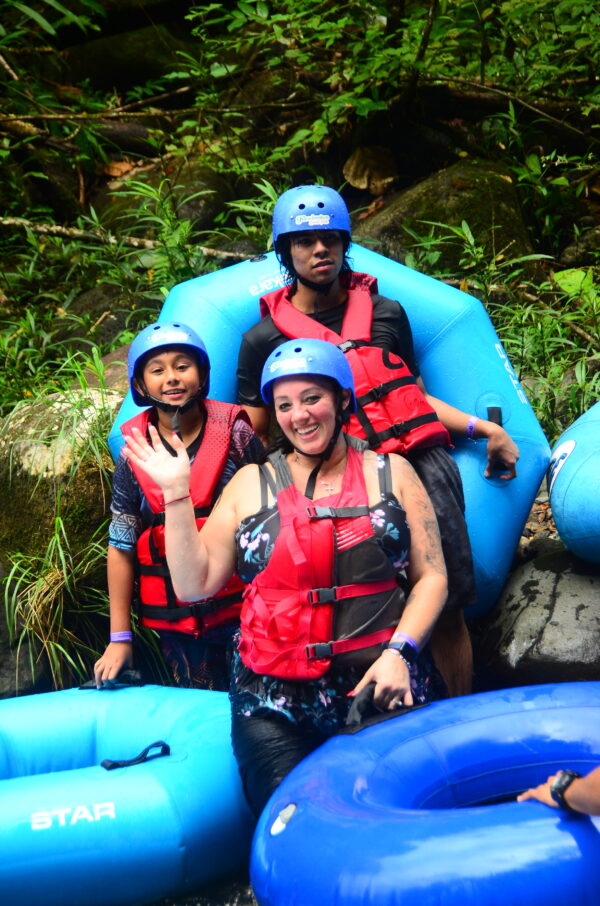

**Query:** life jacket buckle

left=306, top=505, right=334, bottom=519
left=369, top=383, right=387, bottom=401
left=308, top=587, right=337, bottom=605
left=391, top=422, right=409, bottom=437
left=306, top=642, right=333, bottom=660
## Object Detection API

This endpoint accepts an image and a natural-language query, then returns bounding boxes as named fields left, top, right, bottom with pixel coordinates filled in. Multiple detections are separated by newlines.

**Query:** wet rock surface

left=150, top=874, right=257, bottom=906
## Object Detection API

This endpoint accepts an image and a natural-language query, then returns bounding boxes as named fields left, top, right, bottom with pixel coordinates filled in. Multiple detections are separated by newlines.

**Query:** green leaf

left=13, top=1, right=56, bottom=34
left=210, top=62, right=236, bottom=78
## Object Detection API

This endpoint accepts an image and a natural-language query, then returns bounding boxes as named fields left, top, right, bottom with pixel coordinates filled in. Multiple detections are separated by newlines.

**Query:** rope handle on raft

left=101, top=740, right=170, bottom=771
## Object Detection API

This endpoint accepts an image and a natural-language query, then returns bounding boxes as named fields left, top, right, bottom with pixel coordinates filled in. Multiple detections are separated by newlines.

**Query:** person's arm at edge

left=416, top=376, right=520, bottom=480
left=94, top=546, right=135, bottom=686
left=237, top=334, right=271, bottom=446
left=517, top=766, right=600, bottom=815
left=352, top=455, right=448, bottom=708
left=242, top=405, right=270, bottom=447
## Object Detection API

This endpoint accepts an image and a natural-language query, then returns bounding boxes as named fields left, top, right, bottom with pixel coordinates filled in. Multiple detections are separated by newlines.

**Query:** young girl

left=94, top=321, right=262, bottom=690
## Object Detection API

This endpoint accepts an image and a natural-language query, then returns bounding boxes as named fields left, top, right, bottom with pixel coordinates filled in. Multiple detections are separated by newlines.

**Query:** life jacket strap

left=306, top=626, right=395, bottom=661
left=307, top=576, right=396, bottom=606
left=151, top=505, right=211, bottom=527
left=355, top=409, right=440, bottom=448
left=338, top=339, right=368, bottom=353
left=306, top=504, right=370, bottom=519
left=140, top=590, right=242, bottom=621
left=357, top=375, right=416, bottom=406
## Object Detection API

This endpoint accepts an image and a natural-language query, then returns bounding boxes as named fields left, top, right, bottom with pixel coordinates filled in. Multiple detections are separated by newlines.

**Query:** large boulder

left=0, top=387, right=123, bottom=695
left=474, top=538, right=600, bottom=687
left=353, top=158, right=538, bottom=278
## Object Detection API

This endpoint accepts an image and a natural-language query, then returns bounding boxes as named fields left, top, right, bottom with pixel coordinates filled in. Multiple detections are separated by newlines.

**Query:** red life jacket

left=122, top=401, right=247, bottom=636
left=239, top=444, right=404, bottom=680
left=260, top=274, right=450, bottom=453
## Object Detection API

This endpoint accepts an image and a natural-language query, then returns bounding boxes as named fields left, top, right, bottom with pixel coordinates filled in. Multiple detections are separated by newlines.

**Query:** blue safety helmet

left=128, top=321, right=210, bottom=407
left=272, top=185, right=351, bottom=245
left=261, top=338, right=357, bottom=412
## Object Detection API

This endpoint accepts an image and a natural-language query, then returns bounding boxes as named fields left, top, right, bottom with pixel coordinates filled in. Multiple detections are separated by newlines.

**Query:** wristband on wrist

left=383, top=648, right=411, bottom=670
left=163, top=494, right=191, bottom=507
left=110, top=631, right=133, bottom=643
left=391, top=632, right=420, bottom=654
left=386, top=638, right=418, bottom=665
left=466, top=416, right=479, bottom=440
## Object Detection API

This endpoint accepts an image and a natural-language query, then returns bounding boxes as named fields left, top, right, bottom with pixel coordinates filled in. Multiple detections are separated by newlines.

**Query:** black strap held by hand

left=342, top=682, right=427, bottom=734
left=101, top=740, right=170, bottom=771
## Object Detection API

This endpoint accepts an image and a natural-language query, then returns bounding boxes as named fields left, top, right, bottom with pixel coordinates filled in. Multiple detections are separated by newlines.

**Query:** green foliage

left=4, top=512, right=109, bottom=690
left=0, top=0, right=599, bottom=688
left=480, top=104, right=595, bottom=254
left=112, top=178, right=216, bottom=291
left=211, top=178, right=282, bottom=249
left=403, top=220, right=599, bottom=439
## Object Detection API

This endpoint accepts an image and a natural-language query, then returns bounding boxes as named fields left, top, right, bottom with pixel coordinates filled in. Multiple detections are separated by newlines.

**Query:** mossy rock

left=0, top=388, right=122, bottom=562
left=354, top=158, right=540, bottom=279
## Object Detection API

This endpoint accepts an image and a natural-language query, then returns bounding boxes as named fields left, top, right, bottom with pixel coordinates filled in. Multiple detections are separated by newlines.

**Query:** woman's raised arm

left=123, top=425, right=241, bottom=602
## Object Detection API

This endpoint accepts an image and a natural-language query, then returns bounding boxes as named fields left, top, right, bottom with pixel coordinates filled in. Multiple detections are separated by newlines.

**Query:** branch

left=0, top=217, right=253, bottom=261
left=0, top=96, right=315, bottom=124
left=0, top=52, right=19, bottom=81
left=415, top=74, right=599, bottom=144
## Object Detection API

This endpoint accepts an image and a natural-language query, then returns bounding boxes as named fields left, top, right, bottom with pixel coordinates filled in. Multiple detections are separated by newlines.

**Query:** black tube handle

left=487, top=406, right=503, bottom=427
left=101, top=740, right=170, bottom=771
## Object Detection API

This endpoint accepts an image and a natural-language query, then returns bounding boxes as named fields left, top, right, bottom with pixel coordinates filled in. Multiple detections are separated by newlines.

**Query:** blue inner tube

left=251, top=682, right=600, bottom=906
left=0, top=685, right=252, bottom=906
left=108, top=245, right=550, bottom=616
left=548, top=401, right=600, bottom=564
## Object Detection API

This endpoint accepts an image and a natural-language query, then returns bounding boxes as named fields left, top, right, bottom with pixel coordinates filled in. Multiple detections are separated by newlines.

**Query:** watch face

left=388, top=640, right=417, bottom=664
left=551, top=770, right=580, bottom=809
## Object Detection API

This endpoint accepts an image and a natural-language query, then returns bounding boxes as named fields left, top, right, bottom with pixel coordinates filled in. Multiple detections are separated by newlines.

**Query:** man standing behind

left=237, top=185, right=520, bottom=697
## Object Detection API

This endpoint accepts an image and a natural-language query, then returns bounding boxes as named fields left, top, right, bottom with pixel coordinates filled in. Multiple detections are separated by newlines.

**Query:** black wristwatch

left=386, top=639, right=418, bottom=665
left=550, top=770, right=581, bottom=812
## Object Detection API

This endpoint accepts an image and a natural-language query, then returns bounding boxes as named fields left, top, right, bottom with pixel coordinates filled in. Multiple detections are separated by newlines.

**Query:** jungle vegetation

left=0, top=0, right=598, bottom=686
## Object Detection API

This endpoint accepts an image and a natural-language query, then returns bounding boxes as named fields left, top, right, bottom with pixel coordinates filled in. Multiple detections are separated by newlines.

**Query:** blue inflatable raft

left=548, top=401, right=600, bottom=564
left=251, top=681, right=600, bottom=906
left=0, top=684, right=253, bottom=906
left=108, top=245, right=550, bottom=616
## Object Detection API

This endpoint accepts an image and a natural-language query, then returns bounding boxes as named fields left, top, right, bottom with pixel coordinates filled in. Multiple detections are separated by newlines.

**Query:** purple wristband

left=391, top=632, right=420, bottom=654
left=110, top=631, right=133, bottom=643
left=466, top=416, right=479, bottom=440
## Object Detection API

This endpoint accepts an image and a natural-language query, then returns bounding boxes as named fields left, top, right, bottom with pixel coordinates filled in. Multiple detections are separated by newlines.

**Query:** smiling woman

left=122, top=337, right=449, bottom=818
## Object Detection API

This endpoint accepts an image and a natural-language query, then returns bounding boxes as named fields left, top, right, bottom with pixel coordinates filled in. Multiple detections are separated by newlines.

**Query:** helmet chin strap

left=296, top=415, right=345, bottom=500
left=137, top=389, right=203, bottom=440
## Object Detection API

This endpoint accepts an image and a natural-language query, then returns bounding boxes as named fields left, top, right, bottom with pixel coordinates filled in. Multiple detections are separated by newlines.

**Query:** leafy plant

left=4, top=512, right=109, bottom=690
left=211, top=178, right=281, bottom=249
left=113, top=178, right=216, bottom=292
